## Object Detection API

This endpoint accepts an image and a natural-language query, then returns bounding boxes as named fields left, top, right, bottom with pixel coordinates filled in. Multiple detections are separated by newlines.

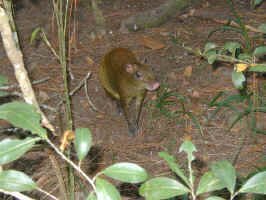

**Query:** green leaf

left=253, top=46, right=266, bottom=57
left=205, top=196, right=226, bottom=200
left=139, top=177, right=189, bottom=199
left=0, top=137, right=40, bottom=165
left=258, top=23, right=266, bottom=33
left=248, top=64, right=266, bottom=72
left=204, top=42, right=217, bottom=53
left=179, top=140, right=197, bottom=162
left=196, top=171, right=225, bottom=195
left=239, top=171, right=266, bottom=194
left=205, top=50, right=218, bottom=64
left=0, top=170, right=37, bottom=192
left=95, top=178, right=121, bottom=200
left=232, top=71, right=245, bottom=90
left=224, top=42, right=241, bottom=57
left=0, top=74, right=8, bottom=86
left=158, top=152, right=189, bottom=186
left=0, top=102, right=47, bottom=138
left=211, top=160, right=236, bottom=194
left=238, top=53, right=252, bottom=62
left=30, top=27, right=41, bottom=44
left=86, top=192, right=97, bottom=200
left=103, top=162, right=148, bottom=183
left=74, top=128, right=92, bottom=161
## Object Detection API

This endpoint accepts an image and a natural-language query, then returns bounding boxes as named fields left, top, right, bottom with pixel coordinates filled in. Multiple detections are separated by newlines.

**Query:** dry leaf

left=235, top=63, right=249, bottom=72
left=139, top=36, right=165, bottom=50
left=39, top=91, right=50, bottom=102
left=86, top=56, right=95, bottom=66
left=184, top=66, right=193, bottom=78
left=60, top=130, right=75, bottom=152
left=191, top=90, right=200, bottom=98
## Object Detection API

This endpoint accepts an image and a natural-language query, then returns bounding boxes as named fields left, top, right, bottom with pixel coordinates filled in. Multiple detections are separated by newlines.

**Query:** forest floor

left=0, top=0, right=266, bottom=199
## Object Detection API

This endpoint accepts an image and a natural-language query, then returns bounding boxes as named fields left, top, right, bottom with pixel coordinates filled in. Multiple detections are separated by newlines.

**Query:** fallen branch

left=120, top=0, right=201, bottom=32
left=0, top=7, right=55, bottom=133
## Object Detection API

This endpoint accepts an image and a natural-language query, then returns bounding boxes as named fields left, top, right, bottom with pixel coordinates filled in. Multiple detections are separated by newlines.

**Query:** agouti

left=99, top=48, right=160, bottom=136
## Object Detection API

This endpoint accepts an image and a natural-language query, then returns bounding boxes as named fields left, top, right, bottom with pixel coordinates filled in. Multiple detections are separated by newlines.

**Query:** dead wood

left=120, top=0, right=202, bottom=32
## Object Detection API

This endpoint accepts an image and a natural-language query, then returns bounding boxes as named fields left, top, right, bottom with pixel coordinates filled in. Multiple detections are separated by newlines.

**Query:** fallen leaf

left=139, top=36, right=165, bottom=50
left=60, top=130, right=75, bottom=152
left=191, top=90, right=200, bottom=98
left=235, top=63, right=249, bottom=72
left=86, top=56, right=95, bottom=66
left=184, top=66, right=193, bottom=78
left=39, top=91, right=50, bottom=102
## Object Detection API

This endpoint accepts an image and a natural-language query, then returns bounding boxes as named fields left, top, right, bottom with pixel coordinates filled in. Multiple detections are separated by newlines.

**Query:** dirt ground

left=0, top=0, right=266, bottom=199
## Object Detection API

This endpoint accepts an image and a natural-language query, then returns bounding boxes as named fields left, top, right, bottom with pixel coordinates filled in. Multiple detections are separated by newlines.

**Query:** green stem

left=188, top=158, right=196, bottom=200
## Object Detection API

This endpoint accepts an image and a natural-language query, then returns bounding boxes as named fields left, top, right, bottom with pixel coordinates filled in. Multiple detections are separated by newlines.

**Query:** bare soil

left=0, top=0, right=266, bottom=199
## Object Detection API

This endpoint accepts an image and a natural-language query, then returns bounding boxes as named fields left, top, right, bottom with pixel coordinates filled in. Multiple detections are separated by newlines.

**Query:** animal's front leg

left=121, top=97, right=139, bottom=136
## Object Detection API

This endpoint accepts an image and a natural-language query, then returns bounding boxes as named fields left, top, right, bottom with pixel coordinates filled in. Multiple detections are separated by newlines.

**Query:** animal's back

left=99, top=48, right=137, bottom=100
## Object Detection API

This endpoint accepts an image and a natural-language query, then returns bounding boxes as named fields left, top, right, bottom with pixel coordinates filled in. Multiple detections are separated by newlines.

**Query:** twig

left=37, top=187, right=59, bottom=200
left=84, top=73, right=102, bottom=113
left=46, top=138, right=98, bottom=197
left=187, top=9, right=265, bottom=34
left=47, top=150, right=68, bottom=200
left=64, top=72, right=102, bottom=113
left=69, top=72, right=92, bottom=96
left=0, top=8, right=55, bottom=133
left=0, top=77, right=50, bottom=90
left=0, top=189, right=35, bottom=200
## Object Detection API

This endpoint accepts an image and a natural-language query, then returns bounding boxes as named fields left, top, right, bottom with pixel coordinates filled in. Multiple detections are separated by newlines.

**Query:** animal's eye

left=135, top=71, right=142, bottom=79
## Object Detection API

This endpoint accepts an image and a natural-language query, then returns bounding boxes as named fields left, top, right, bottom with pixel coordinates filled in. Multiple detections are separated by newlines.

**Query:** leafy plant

left=0, top=102, right=148, bottom=199
left=201, top=0, right=266, bottom=91
left=209, top=91, right=266, bottom=134
left=150, top=86, right=203, bottom=135
left=139, top=140, right=266, bottom=200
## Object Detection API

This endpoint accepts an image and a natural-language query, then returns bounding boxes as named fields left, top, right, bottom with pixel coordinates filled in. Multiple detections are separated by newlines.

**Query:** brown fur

left=99, top=48, right=159, bottom=136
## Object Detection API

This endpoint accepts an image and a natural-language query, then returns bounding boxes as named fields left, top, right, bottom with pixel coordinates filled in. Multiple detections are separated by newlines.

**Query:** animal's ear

left=125, top=64, right=135, bottom=74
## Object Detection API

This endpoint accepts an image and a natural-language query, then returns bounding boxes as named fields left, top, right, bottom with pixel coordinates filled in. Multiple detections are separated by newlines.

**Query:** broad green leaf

left=196, top=171, right=225, bottom=195
left=103, top=162, right=148, bottom=183
left=95, top=178, right=121, bottom=200
left=232, top=71, right=245, bottom=90
left=248, top=64, right=266, bottom=72
left=205, top=50, right=217, bottom=64
left=74, top=128, right=92, bottom=161
left=224, top=42, right=241, bottom=57
left=158, top=152, right=189, bottom=186
left=253, top=46, right=266, bottom=57
left=0, top=137, right=40, bottom=165
left=30, top=27, right=41, bottom=44
left=0, top=102, right=47, bottom=138
left=139, top=177, right=189, bottom=199
left=179, top=140, right=197, bottom=162
left=86, top=192, right=97, bottom=200
left=238, top=53, right=252, bottom=62
left=239, top=171, right=266, bottom=194
left=0, top=170, right=37, bottom=192
left=205, top=196, right=226, bottom=200
left=0, top=74, right=8, bottom=86
left=258, top=23, right=266, bottom=33
left=211, top=160, right=236, bottom=194
left=0, top=91, right=9, bottom=97
left=204, top=42, right=217, bottom=54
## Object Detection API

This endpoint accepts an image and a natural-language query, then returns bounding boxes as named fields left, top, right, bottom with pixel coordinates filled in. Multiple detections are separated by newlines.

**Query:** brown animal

left=99, top=48, right=160, bottom=136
